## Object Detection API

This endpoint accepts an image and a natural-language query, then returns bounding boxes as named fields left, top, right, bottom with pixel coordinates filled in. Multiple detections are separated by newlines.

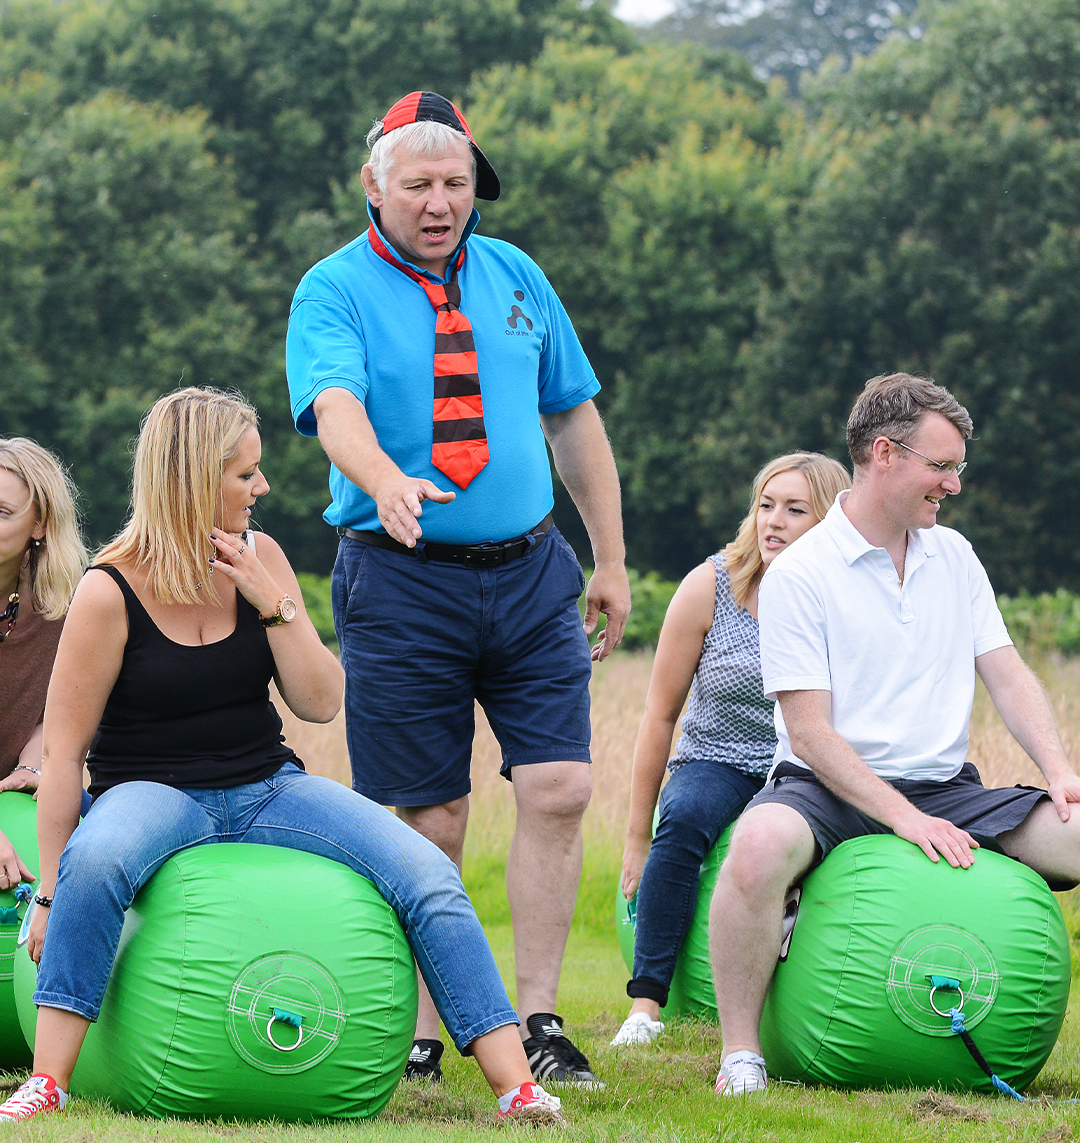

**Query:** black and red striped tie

left=368, top=224, right=489, bottom=489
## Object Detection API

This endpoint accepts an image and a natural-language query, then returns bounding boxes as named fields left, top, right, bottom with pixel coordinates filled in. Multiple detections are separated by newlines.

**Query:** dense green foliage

left=1, top=0, right=1077, bottom=596
left=468, top=41, right=789, bottom=570
left=0, top=0, right=632, bottom=572
left=648, top=0, right=932, bottom=89
left=998, top=590, right=1080, bottom=659
left=738, top=0, right=1080, bottom=594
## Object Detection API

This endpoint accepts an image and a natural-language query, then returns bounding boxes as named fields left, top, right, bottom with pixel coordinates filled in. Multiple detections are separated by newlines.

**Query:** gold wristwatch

left=260, top=595, right=297, bottom=627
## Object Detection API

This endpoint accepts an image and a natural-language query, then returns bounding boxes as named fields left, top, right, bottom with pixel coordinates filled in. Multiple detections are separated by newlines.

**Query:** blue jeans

left=628, top=761, right=765, bottom=1006
left=34, top=764, right=518, bottom=1051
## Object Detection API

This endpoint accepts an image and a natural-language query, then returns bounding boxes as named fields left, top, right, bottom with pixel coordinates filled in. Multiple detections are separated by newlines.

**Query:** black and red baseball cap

left=369, top=91, right=501, bottom=201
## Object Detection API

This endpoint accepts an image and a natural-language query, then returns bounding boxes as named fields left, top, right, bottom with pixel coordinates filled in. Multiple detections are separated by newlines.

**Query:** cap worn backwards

left=371, top=91, right=500, bottom=201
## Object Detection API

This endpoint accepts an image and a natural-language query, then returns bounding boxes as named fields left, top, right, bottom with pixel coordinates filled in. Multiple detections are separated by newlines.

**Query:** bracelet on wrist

left=13, top=765, right=41, bottom=776
left=33, top=893, right=53, bottom=908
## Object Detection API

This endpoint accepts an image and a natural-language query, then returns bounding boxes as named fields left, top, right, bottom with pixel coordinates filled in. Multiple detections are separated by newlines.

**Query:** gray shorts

left=749, top=761, right=1060, bottom=882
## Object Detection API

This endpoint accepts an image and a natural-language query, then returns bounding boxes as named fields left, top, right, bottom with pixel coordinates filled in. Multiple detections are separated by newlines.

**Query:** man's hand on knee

left=892, top=807, right=978, bottom=868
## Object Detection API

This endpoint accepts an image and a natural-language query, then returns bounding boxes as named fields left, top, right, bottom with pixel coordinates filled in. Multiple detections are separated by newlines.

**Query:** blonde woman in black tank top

left=3, top=388, right=562, bottom=1125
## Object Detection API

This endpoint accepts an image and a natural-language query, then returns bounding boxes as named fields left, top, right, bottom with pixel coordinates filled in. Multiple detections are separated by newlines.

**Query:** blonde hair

left=0, top=437, right=88, bottom=620
left=723, top=452, right=851, bottom=609
left=96, top=388, right=258, bottom=604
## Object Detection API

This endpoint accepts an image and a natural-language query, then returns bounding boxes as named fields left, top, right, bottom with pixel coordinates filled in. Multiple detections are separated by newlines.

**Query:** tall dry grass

left=277, top=649, right=1080, bottom=861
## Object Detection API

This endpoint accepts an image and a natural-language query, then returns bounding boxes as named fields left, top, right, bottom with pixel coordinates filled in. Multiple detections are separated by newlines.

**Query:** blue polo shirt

left=286, top=209, right=600, bottom=543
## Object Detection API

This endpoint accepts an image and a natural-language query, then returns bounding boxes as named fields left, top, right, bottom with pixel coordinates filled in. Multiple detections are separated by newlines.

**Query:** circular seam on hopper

left=226, top=952, right=346, bottom=1074
left=887, top=924, right=999, bottom=1036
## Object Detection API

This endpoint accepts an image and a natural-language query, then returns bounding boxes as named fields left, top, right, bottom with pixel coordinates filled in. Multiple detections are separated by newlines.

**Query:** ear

left=869, top=435, right=894, bottom=473
left=361, top=164, right=383, bottom=208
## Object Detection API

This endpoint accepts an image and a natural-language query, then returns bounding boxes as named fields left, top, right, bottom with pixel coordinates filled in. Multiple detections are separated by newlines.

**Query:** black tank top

left=86, top=565, right=300, bottom=799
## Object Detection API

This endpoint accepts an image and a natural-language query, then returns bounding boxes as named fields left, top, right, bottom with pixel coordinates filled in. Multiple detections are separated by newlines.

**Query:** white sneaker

left=714, top=1050, right=767, bottom=1095
left=610, top=1011, right=665, bottom=1046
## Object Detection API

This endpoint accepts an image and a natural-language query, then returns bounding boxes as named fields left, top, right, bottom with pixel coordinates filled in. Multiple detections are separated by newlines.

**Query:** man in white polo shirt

left=709, top=372, right=1080, bottom=1097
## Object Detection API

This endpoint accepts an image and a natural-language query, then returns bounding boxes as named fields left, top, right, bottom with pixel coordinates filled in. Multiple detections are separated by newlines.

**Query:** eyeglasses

left=888, top=438, right=967, bottom=478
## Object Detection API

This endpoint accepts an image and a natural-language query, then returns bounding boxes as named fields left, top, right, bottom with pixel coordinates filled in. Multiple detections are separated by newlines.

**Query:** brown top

left=0, top=606, right=64, bottom=775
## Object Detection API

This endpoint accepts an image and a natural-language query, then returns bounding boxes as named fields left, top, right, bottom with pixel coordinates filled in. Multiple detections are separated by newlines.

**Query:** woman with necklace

left=0, top=438, right=87, bottom=890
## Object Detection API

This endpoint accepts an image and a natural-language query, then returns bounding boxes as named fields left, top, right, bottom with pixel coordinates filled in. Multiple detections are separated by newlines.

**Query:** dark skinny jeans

left=627, top=760, right=765, bottom=1007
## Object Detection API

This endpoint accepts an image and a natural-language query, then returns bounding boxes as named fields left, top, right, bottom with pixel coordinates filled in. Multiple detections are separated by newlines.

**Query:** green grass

left=461, top=841, right=621, bottom=937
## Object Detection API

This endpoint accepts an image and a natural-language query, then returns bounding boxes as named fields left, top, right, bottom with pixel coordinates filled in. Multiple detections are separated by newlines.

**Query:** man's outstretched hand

left=374, top=476, right=456, bottom=546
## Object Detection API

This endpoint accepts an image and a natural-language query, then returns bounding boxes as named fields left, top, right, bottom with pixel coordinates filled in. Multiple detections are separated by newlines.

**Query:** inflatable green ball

left=615, top=822, right=734, bottom=1021
left=16, top=843, right=417, bottom=1120
left=759, top=833, right=1070, bottom=1093
left=0, top=790, right=39, bottom=1069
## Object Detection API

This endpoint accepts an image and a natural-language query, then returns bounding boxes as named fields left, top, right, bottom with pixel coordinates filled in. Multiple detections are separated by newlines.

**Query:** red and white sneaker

left=0, top=1074, right=68, bottom=1121
left=496, top=1081, right=565, bottom=1126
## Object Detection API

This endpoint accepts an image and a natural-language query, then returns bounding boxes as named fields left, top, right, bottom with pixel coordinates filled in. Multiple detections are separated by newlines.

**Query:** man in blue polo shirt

left=286, top=92, right=630, bottom=1087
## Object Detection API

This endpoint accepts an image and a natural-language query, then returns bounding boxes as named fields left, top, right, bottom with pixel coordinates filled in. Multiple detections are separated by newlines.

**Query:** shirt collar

left=365, top=202, right=481, bottom=284
left=824, top=489, right=939, bottom=567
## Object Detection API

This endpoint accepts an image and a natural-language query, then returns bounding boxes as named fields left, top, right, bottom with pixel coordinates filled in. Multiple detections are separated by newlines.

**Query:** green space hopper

left=16, top=842, right=417, bottom=1120
left=760, top=833, right=1070, bottom=1093
left=0, top=791, right=39, bottom=1069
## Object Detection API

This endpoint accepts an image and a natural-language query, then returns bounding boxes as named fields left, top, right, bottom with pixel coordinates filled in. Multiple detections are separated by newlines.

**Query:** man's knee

left=719, top=803, right=816, bottom=897
left=396, top=797, right=470, bottom=864
left=511, top=760, right=592, bottom=824
left=1000, top=798, right=1080, bottom=883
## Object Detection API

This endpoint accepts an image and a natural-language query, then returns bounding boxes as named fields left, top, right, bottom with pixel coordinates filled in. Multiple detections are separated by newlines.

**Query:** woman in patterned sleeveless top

left=612, top=453, right=850, bottom=1047
left=6, top=389, right=561, bottom=1125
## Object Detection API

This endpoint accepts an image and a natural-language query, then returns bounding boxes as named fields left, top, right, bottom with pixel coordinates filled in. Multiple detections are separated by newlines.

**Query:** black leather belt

left=343, top=514, right=553, bottom=568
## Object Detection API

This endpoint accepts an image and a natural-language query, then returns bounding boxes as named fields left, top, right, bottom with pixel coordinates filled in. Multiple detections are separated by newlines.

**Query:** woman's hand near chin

left=209, top=530, right=344, bottom=724
left=207, top=529, right=284, bottom=617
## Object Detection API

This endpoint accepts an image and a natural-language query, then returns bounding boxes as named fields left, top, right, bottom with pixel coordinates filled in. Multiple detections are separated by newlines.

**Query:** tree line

left=1, top=0, right=1078, bottom=594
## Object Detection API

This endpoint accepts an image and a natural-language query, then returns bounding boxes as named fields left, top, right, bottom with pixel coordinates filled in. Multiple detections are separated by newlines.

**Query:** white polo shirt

left=758, top=492, right=1012, bottom=782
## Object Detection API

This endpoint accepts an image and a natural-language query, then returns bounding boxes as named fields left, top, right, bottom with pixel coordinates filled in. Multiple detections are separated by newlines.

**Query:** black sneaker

left=402, top=1038, right=444, bottom=1082
left=522, top=1013, right=604, bottom=1088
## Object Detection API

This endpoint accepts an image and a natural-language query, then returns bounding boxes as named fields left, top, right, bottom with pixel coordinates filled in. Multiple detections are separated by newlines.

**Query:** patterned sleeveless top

left=671, top=555, right=776, bottom=777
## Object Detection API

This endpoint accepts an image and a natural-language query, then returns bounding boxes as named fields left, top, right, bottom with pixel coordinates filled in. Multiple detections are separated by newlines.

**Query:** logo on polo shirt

left=506, top=290, right=534, bottom=332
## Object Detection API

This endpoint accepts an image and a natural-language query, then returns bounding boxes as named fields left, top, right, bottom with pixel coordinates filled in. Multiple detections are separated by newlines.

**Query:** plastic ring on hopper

left=266, top=1010, right=303, bottom=1052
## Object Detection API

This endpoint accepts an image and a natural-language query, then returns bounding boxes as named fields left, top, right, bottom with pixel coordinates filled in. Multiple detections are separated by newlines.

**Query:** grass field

left=5, top=652, right=1080, bottom=1140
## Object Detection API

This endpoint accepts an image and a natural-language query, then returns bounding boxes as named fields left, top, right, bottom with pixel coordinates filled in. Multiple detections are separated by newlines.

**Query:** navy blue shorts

left=331, top=526, right=593, bottom=807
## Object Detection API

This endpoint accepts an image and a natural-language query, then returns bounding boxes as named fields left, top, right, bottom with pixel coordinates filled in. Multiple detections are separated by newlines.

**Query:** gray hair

left=365, top=120, right=476, bottom=193
left=846, top=372, right=973, bottom=468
